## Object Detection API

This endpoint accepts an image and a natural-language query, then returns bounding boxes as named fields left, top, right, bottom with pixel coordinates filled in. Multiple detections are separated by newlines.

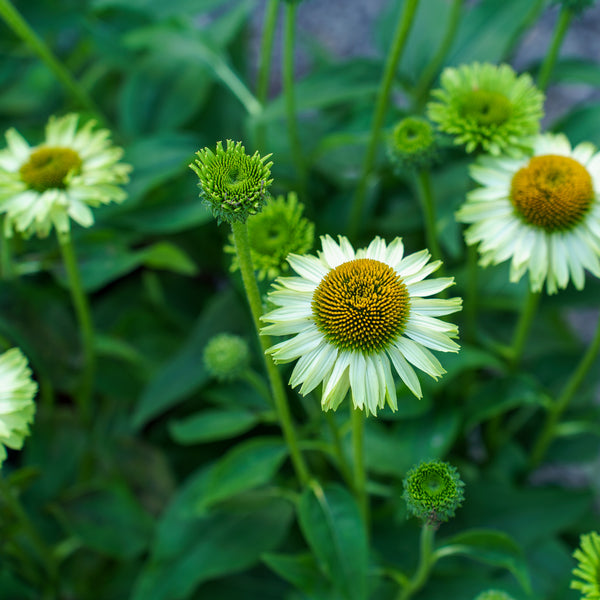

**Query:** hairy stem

left=351, top=406, right=368, bottom=526
left=415, top=169, right=442, bottom=263
left=231, top=220, right=310, bottom=485
left=396, top=523, right=437, bottom=600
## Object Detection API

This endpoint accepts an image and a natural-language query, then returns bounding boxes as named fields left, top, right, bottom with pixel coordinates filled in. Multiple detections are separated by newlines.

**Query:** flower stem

left=530, top=310, right=600, bottom=467
left=463, top=244, right=479, bottom=343
left=230, top=220, right=310, bottom=485
left=537, top=5, right=573, bottom=92
left=0, top=0, right=103, bottom=120
left=509, top=288, right=541, bottom=369
left=255, top=0, right=279, bottom=153
left=351, top=406, right=368, bottom=526
left=415, top=169, right=442, bottom=263
left=395, top=523, right=437, bottom=600
left=412, top=0, right=463, bottom=110
left=348, top=0, right=421, bottom=238
left=324, top=411, right=354, bottom=488
left=282, top=1, right=307, bottom=200
left=57, top=232, right=94, bottom=424
left=0, top=219, right=14, bottom=280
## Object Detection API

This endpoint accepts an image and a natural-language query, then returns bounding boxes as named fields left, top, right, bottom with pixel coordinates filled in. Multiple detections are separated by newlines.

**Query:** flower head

left=427, top=63, right=544, bottom=156
left=457, top=133, right=600, bottom=294
left=387, top=116, right=439, bottom=172
left=261, top=235, right=462, bottom=415
left=190, top=140, right=273, bottom=225
left=203, top=333, right=250, bottom=382
left=571, top=531, right=600, bottom=599
left=225, top=192, right=315, bottom=280
left=0, top=114, right=131, bottom=238
left=402, top=460, right=465, bottom=526
left=474, top=591, right=515, bottom=600
left=0, top=348, right=37, bottom=465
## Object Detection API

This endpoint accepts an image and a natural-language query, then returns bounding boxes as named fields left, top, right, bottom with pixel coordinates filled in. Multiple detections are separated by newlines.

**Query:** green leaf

left=132, top=466, right=293, bottom=600
left=551, top=58, right=600, bottom=87
left=168, top=408, right=260, bottom=444
left=552, top=103, right=600, bottom=146
left=195, top=438, right=288, bottom=510
left=141, top=242, right=198, bottom=276
left=132, top=289, right=245, bottom=429
left=262, top=553, right=343, bottom=600
left=55, top=484, right=154, bottom=559
left=297, top=483, right=368, bottom=600
left=365, top=411, right=460, bottom=478
left=436, top=529, right=532, bottom=593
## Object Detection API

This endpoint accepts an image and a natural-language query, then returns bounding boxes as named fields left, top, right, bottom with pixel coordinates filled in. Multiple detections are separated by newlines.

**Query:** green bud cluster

left=225, top=191, right=315, bottom=281
left=203, top=333, right=250, bottom=382
left=387, top=116, right=439, bottom=172
left=190, top=140, right=273, bottom=225
left=402, top=460, right=465, bottom=526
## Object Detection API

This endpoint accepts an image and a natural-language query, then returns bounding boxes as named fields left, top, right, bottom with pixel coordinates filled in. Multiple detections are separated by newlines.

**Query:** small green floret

left=203, top=333, right=250, bottom=382
left=225, top=192, right=314, bottom=280
left=571, top=531, right=600, bottom=599
left=190, top=140, right=273, bottom=225
left=387, top=117, right=439, bottom=172
left=427, top=63, right=544, bottom=156
left=402, top=460, right=465, bottom=526
left=474, top=591, right=516, bottom=600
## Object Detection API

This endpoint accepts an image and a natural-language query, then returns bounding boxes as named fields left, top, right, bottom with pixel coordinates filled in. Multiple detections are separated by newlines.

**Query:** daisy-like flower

left=0, top=348, right=37, bottom=465
left=225, top=192, right=315, bottom=280
left=571, top=531, right=600, bottom=599
left=261, top=236, right=462, bottom=415
left=457, top=133, right=600, bottom=294
left=427, top=63, right=544, bottom=156
left=0, top=114, right=131, bottom=238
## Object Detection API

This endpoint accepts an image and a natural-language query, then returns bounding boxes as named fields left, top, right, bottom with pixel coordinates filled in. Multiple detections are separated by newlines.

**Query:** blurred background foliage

left=0, top=0, right=600, bottom=598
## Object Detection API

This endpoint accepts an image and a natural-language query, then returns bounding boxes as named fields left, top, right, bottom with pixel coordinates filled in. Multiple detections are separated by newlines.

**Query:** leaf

left=196, top=438, right=288, bottom=510
left=365, top=411, right=460, bottom=478
left=168, top=408, right=261, bottom=444
left=55, top=484, right=154, bottom=559
left=141, top=242, right=198, bottom=276
left=552, top=103, right=600, bottom=146
left=297, top=483, right=368, bottom=600
left=435, top=529, right=532, bottom=593
left=551, top=58, right=600, bottom=88
left=132, top=465, right=293, bottom=600
left=262, top=553, right=343, bottom=600
left=131, top=289, right=245, bottom=429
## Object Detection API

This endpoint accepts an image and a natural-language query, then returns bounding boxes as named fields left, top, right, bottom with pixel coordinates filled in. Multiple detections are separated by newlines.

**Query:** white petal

left=287, top=253, right=329, bottom=283
left=394, top=337, right=445, bottom=379
left=388, top=345, right=422, bottom=398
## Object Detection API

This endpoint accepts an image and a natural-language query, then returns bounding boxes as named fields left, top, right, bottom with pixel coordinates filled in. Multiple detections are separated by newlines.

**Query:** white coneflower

left=261, top=235, right=461, bottom=415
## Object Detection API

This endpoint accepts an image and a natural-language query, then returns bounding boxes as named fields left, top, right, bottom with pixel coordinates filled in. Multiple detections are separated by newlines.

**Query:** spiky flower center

left=460, top=89, right=512, bottom=126
left=20, top=147, right=82, bottom=192
left=510, top=155, right=594, bottom=232
left=312, top=258, right=409, bottom=353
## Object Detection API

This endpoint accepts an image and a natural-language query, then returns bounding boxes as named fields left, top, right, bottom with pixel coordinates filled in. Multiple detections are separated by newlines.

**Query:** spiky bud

left=203, top=333, right=250, bottom=382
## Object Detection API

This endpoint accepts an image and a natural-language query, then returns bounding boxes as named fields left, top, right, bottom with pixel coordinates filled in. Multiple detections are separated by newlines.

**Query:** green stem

left=242, top=368, right=273, bottom=406
left=348, top=0, right=421, bottom=238
left=324, top=411, right=354, bottom=488
left=537, top=6, right=573, bottom=92
left=0, top=475, right=58, bottom=596
left=509, top=289, right=541, bottom=369
left=530, top=311, right=600, bottom=467
left=255, top=0, right=279, bottom=153
left=351, top=406, right=368, bottom=526
left=463, top=244, right=479, bottom=343
left=0, top=219, right=14, bottom=280
left=231, top=220, right=310, bottom=485
left=412, top=0, right=463, bottom=110
left=282, top=1, right=307, bottom=199
left=415, top=169, right=442, bottom=263
left=0, top=0, right=102, bottom=119
left=57, top=232, right=94, bottom=424
left=502, top=0, right=546, bottom=63
left=396, top=523, right=436, bottom=600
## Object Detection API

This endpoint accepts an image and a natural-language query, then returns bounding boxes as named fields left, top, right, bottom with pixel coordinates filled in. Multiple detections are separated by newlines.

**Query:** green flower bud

left=571, top=531, right=600, bottom=599
left=203, top=333, right=250, bottom=382
left=189, top=140, right=273, bottom=225
left=474, top=591, right=516, bottom=600
left=225, top=191, right=315, bottom=281
left=402, top=460, right=465, bottom=526
left=387, top=116, right=439, bottom=172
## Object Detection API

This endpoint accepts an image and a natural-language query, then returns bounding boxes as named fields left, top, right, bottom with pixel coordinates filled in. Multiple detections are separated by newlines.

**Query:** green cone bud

left=203, top=333, right=250, bottom=382
left=387, top=117, right=439, bottom=172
